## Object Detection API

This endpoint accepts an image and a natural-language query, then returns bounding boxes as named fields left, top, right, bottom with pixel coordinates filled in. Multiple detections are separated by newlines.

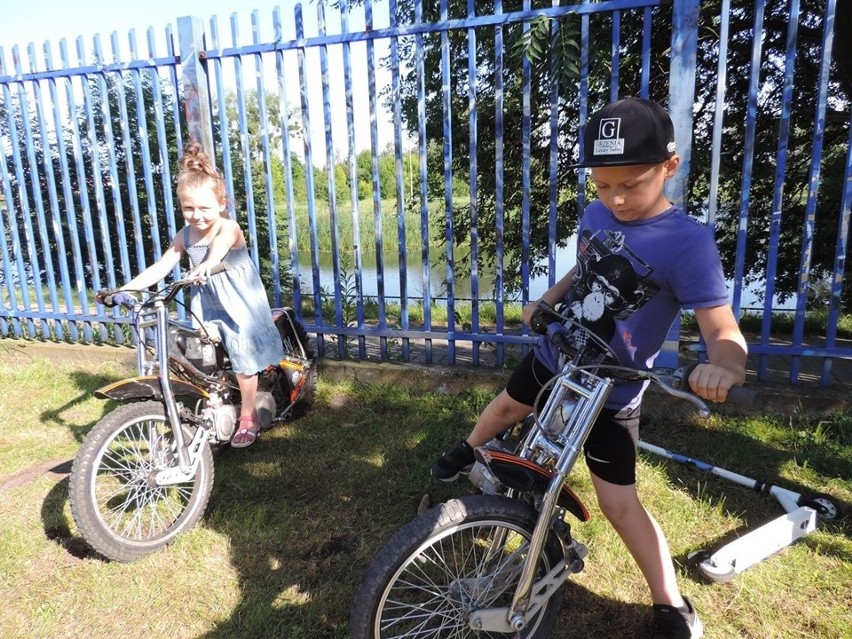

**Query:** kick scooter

left=638, top=441, right=842, bottom=582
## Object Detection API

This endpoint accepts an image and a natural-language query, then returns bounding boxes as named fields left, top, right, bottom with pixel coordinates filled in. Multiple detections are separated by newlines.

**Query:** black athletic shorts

left=505, top=351, right=641, bottom=486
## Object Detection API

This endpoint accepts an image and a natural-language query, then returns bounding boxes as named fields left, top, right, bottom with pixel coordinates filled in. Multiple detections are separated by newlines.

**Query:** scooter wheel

left=698, top=558, right=736, bottom=583
left=799, top=493, right=842, bottom=521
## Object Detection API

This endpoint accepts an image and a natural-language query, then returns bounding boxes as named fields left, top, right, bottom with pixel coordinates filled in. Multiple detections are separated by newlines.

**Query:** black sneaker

left=430, top=440, right=475, bottom=482
left=653, top=596, right=704, bottom=639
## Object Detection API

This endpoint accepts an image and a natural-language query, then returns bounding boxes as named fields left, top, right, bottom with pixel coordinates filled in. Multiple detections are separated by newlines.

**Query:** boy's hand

left=688, top=363, right=741, bottom=403
left=521, top=302, right=540, bottom=326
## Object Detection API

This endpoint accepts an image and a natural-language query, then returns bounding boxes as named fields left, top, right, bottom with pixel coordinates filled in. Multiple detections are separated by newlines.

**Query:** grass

left=1, top=343, right=851, bottom=638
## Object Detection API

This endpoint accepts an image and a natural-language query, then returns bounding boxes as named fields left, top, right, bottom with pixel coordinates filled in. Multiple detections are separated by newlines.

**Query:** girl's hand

left=521, top=301, right=540, bottom=326
left=186, top=262, right=215, bottom=284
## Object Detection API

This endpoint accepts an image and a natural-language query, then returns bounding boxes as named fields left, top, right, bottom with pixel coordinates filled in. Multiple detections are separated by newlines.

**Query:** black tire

left=798, top=492, right=842, bottom=521
left=68, top=401, right=214, bottom=562
left=295, top=357, right=317, bottom=411
left=276, top=308, right=315, bottom=361
left=350, top=494, right=565, bottom=639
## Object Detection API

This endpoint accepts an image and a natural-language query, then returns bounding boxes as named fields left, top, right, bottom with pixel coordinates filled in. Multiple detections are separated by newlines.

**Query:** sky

left=0, top=0, right=397, bottom=158
left=0, top=0, right=311, bottom=56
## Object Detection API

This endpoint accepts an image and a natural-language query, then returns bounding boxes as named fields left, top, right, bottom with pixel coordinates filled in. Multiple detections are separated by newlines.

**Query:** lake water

left=293, top=240, right=791, bottom=311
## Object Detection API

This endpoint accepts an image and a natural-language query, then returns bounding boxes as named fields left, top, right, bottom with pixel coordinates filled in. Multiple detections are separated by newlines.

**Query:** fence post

left=660, top=0, right=700, bottom=368
left=178, top=16, right=215, bottom=158
left=667, top=0, right=700, bottom=208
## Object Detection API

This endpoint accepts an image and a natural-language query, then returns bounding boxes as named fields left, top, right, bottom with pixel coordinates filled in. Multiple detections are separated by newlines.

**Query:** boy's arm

left=691, top=304, right=748, bottom=403
left=522, top=266, right=577, bottom=325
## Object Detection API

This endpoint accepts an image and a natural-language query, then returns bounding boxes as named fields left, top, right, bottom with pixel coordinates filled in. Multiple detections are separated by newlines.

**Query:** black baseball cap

left=573, top=97, right=677, bottom=168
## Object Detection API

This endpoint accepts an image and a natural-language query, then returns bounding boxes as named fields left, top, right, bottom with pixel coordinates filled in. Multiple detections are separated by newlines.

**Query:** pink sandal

left=231, top=416, right=259, bottom=448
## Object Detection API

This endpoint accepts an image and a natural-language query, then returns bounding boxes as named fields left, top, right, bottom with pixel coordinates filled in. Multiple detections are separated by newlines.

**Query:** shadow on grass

left=39, top=369, right=120, bottom=443
left=186, top=382, right=667, bottom=639
left=37, top=377, right=850, bottom=638
left=41, top=475, right=100, bottom=561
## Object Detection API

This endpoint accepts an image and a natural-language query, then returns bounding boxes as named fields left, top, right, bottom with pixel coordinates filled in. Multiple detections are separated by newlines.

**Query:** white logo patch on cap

left=593, top=117, right=624, bottom=156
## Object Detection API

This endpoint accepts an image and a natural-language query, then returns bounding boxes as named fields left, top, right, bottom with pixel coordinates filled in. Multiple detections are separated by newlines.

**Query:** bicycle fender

left=94, top=376, right=209, bottom=401
left=476, top=448, right=590, bottom=522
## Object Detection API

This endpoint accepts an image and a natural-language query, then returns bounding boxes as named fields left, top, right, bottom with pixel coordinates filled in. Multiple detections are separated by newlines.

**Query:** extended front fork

left=136, top=299, right=199, bottom=475
left=470, top=370, right=613, bottom=633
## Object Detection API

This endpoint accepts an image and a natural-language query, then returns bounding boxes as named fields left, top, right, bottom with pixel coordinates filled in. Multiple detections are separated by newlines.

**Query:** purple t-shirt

left=534, top=200, right=730, bottom=409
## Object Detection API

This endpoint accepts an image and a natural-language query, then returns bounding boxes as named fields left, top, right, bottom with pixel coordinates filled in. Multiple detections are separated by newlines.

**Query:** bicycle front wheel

left=350, top=494, right=565, bottom=639
left=69, top=401, right=214, bottom=562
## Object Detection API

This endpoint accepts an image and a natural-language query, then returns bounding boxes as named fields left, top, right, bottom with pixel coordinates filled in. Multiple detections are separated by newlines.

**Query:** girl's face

left=180, top=182, right=225, bottom=231
left=590, top=156, right=680, bottom=222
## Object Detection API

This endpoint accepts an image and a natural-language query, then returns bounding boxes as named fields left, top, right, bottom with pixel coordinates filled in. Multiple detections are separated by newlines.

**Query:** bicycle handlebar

left=99, top=262, right=231, bottom=310
left=530, top=300, right=760, bottom=415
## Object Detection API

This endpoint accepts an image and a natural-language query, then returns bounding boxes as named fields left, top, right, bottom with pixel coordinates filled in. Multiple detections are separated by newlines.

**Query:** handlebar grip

left=174, top=262, right=231, bottom=292
left=547, top=322, right=574, bottom=355
left=113, top=291, right=137, bottom=309
left=679, top=363, right=760, bottom=408
left=726, top=385, right=761, bottom=408
left=530, top=300, right=558, bottom=335
left=99, top=289, right=136, bottom=309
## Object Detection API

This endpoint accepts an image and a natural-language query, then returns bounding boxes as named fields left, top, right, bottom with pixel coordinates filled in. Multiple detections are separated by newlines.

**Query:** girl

left=102, top=142, right=284, bottom=448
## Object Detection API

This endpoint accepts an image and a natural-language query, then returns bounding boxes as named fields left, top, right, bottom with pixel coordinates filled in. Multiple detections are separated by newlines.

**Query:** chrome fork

left=505, top=368, right=613, bottom=631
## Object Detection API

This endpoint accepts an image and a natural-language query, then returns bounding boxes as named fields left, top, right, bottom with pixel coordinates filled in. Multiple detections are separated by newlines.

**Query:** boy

left=431, top=97, right=747, bottom=639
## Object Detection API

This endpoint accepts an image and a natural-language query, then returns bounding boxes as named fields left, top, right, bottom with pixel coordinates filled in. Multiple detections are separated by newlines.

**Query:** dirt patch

left=0, top=458, right=71, bottom=494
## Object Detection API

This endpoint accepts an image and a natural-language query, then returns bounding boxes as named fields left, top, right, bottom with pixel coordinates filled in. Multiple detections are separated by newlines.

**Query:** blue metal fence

left=0, top=0, right=850, bottom=384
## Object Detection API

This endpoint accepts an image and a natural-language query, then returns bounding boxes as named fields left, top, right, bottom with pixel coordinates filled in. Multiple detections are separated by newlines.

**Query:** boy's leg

left=431, top=352, right=547, bottom=481
left=585, top=409, right=703, bottom=638
left=468, top=389, right=535, bottom=448
left=430, top=390, right=533, bottom=481
left=590, top=474, right=683, bottom=606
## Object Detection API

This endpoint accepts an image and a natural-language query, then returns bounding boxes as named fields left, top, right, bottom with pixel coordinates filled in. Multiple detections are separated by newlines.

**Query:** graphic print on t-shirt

left=562, top=229, right=660, bottom=360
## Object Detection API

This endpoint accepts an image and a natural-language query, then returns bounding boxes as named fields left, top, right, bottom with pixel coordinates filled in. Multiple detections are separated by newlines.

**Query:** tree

left=219, top=88, right=308, bottom=295
left=1, top=69, right=180, bottom=295
left=688, top=1, right=851, bottom=303
left=390, top=0, right=633, bottom=291
left=389, top=0, right=851, bottom=305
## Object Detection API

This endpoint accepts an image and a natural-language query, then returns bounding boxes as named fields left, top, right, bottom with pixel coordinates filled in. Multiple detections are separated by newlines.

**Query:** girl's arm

left=119, top=236, right=185, bottom=292
left=187, top=219, right=245, bottom=278
left=690, top=304, right=748, bottom=403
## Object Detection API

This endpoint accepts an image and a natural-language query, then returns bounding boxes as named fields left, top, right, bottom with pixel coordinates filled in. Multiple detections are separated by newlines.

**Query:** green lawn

left=1, top=341, right=850, bottom=639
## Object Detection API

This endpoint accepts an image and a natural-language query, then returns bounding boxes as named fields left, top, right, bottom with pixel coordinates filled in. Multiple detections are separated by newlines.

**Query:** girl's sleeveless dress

left=184, top=228, right=284, bottom=375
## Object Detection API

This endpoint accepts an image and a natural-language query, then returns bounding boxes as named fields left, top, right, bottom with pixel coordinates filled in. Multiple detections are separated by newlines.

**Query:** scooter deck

left=698, top=506, right=818, bottom=582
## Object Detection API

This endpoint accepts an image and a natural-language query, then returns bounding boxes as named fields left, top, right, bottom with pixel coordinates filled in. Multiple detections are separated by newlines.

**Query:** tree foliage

left=0, top=69, right=180, bottom=294
left=389, top=0, right=851, bottom=304
left=390, top=0, right=666, bottom=292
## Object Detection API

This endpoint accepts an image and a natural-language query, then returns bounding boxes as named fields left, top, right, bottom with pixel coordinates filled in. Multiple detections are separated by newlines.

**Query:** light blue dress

left=184, top=227, right=284, bottom=375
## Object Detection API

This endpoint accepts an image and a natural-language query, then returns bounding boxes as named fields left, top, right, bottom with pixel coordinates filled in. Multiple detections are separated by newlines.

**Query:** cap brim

left=568, top=153, right=675, bottom=170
